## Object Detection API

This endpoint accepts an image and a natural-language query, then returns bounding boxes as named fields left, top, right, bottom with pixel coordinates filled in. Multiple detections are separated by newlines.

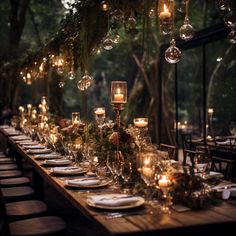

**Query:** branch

left=132, top=53, right=154, bottom=97
left=28, top=6, right=42, bottom=46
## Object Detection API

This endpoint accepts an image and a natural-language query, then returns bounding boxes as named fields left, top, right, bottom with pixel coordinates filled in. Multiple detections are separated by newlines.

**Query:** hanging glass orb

left=179, top=18, right=195, bottom=40
left=217, top=0, right=230, bottom=11
left=57, top=67, right=64, bottom=75
left=77, top=74, right=93, bottom=91
left=113, top=34, right=120, bottom=44
left=100, top=1, right=109, bottom=11
left=149, top=8, right=156, bottom=18
left=177, top=0, right=187, bottom=13
left=224, top=11, right=236, bottom=28
left=126, top=17, right=137, bottom=30
left=103, top=38, right=113, bottom=50
left=112, top=9, right=123, bottom=21
left=165, top=39, right=182, bottom=64
left=228, top=30, right=236, bottom=44
left=68, top=71, right=75, bottom=80
left=58, top=81, right=65, bottom=88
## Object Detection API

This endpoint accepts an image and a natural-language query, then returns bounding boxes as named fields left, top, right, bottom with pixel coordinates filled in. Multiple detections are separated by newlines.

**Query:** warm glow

left=117, top=88, right=121, bottom=94
left=163, top=4, right=168, bottom=12
left=26, top=73, right=31, bottom=79
left=208, top=108, right=214, bottom=114
left=144, top=158, right=150, bottom=166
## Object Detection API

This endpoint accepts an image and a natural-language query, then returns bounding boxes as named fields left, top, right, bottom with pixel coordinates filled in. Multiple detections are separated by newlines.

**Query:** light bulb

left=165, top=39, right=182, bottom=64
left=100, top=1, right=109, bottom=11
left=77, top=74, right=93, bottom=91
left=103, top=38, right=113, bottom=50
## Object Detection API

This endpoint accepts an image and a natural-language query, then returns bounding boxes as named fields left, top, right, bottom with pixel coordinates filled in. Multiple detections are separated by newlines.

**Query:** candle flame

left=117, top=88, right=121, bottom=94
left=144, top=158, right=150, bottom=165
left=163, top=4, right=169, bottom=12
left=162, top=175, right=167, bottom=180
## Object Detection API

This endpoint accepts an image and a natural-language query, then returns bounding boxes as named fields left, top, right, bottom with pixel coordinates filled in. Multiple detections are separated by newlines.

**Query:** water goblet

left=121, top=162, right=132, bottom=193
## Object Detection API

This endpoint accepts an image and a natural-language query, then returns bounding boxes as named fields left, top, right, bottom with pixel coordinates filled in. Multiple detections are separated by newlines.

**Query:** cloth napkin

left=44, top=159, right=70, bottom=164
left=216, top=139, right=230, bottom=145
left=88, top=194, right=139, bottom=207
left=67, top=178, right=101, bottom=187
left=23, top=145, right=45, bottom=149
left=27, top=149, right=51, bottom=154
left=52, top=166, right=82, bottom=174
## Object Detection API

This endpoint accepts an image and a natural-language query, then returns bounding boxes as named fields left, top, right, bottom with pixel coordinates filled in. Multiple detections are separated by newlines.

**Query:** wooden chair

left=182, top=149, right=196, bottom=166
left=0, top=170, right=22, bottom=179
left=159, top=144, right=178, bottom=160
left=210, top=138, right=236, bottom=180
left=181, top=133, right=194, bottom=165
left=0, top=177, right=31, bottom=188
left=0, top=164, right=18, bottom=171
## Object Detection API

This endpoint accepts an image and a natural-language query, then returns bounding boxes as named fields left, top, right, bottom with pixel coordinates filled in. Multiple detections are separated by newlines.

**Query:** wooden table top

left=1, top=128, right=236, bottom=236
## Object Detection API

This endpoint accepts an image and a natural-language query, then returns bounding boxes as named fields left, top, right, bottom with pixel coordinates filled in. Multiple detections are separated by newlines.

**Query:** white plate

left=65, top=178, right=109, bottom=188
left=27, top=149, right=51, bottom=154
left=51, top=167, right=87, bottom=175
left=86, top=194, right=145, bottom=210
left=23, top=145, right=45, bottom=149
left=11, top=136, right=28, bottom=140
left=42, top=159, right=72, bottom=166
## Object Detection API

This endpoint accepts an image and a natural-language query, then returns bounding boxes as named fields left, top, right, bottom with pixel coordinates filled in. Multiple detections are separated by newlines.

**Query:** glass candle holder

left=158, top=0, right=174, bottom=35
left=111, top=81, right=127, bottom=104
left=72, top=112, right=80, bottom=126
left=41, top=96, right=47, bottom=105
left=94, top=107, right=106, bottom=125
left=134, top=118, right=148, bottom=128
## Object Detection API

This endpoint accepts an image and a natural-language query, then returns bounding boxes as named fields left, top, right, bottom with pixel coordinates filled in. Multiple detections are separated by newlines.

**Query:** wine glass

left=112, top=151, right=124, bottom=187
left=121, top=162, right=132, bottom=193
left=194, top=151, right=211, bottom=179
left=106, top=151, right=119, bottom=189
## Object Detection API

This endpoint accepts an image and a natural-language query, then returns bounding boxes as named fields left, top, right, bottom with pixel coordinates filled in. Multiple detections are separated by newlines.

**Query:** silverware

left=105, top=209, right=152, bottom=219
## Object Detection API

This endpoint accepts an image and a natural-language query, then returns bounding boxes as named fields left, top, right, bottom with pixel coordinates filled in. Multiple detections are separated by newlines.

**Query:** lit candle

left=208, top=108, right=214, bottom=115
left=134, top=118, right=148, bottom=128
left=158, top=175, right=170, bottom=188
left=142, top=167, right=153, bottom=177
left=159, top=4, right=171, bottom=20
left=94, top=108, right=105, bottom=115
left=73, top=116, right=80, bottom=125
left=114, top=88, right=124, bottom=103
left=27, top=104, right=32, bottom=110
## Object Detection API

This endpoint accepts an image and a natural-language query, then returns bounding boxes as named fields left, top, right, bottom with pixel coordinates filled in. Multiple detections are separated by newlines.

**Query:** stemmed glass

left=85, top=146, right=99, bottom=176
left=112, top=151, right=124, bottom=187
left=94, top=107, right=106, bottom=138
left=194, top=151, right=211, bottom=179
left=121, top=162, right=132, bottom=193
left=158, top=175, right=172, bottom=214
left=139, top=150, right=156, bottom=203
left=133, top=118, right=148, bottom=151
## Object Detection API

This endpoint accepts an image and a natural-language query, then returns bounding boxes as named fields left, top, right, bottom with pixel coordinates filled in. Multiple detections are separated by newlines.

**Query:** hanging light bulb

left=100, top=1, right=109, bottom=11
left=68, top=70, right=76, bottom=80
left=96, top=48, right=102, bottom=55
left=58, top=81, right=65, bottom=88
left=217, top=0, right=230, bottom=11
left=165, top=39, right=182, bottom=64
left=103, top=38, right=113, bottom=50
left=179, top=0, right=194, bottom=40
left=113, top=34, right=120, bottom=44
left=179, top=17, right=195, bottom=40
left=224, top=11, right=236, bottom=28
left=228, top=29, right=236, bottom=44
left=149, top=8, right=156, bottom=18
left=77, top=73, right=93, bottom=91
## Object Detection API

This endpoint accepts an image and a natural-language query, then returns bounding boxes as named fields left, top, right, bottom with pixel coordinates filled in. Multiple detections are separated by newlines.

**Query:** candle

left=114, top=88, right=124, bottom=103
left=94, top=108, right=105, bottom=115
left=134, top=118, right=148, bottom=128
left=73, top=116, right=80, bottom=125
left=158, top=175, right=170, bottom=188
left=142, top=167, right=154, bottom=177
left=159, top=4, right=171, bottom=20
left=208, top=108, right=214, bottom=115
left=27, top=104, right=32, bottom=110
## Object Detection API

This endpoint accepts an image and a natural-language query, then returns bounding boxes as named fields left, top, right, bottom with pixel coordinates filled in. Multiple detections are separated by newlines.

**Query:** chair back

left=159, top=144, right=178, bottom=160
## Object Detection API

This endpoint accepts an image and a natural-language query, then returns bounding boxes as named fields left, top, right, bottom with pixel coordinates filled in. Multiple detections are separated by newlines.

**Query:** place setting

left=34, top=153, right=64, bottom=160
left=50, top=166, right=88, bottom=176
left=27, top=148, right=52, bottom=154
left=41, top=158, right=73, bottom=167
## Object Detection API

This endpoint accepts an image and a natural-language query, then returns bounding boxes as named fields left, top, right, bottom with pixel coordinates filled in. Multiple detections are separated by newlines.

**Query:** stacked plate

left=42, top=159, right=72, bottom=166
left=86, top=194, right=145, bottom=210
left=27, top=148, right=51, bottom=154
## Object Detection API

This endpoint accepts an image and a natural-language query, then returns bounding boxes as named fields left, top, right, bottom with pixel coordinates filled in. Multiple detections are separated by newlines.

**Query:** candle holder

left=158, top=175, right=172, bottom=214
left=72, top=112, right=80, bottom=126
left=158, top=0, right=174, bottom=35
left=111, top=81, right=127, bottom=129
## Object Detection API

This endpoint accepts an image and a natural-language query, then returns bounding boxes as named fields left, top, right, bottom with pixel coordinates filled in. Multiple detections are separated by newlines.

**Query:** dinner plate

left=23, top=145, right=45, bottom=149
left=51, top=167, right=87, bottom=175
left=27, top=149, right=51, bottom=154
left=65, top=178, right=109, bottom=189
left=11, top=136, right=29, bottom=140
left=42, top=159, right=72, bottom=166
left=86, top=194, right=145, bottom=210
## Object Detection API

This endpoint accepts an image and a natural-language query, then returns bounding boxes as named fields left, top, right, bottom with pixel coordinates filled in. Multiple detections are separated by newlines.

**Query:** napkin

left=216, top=140, right=230, bottom=145
left=27, top=149, right=51, bottom=154
left=23, top=145, right=45, bottom=149
left=88, top=194, right=139, bottom=207
left=44, top=159, right=71, bottom=165
left=52, top=166, right=82, bottom=174
left=67, top=179, right=101, bottom=187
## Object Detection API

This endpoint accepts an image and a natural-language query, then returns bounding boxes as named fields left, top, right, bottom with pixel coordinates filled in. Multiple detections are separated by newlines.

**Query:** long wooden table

left=1, top=128, right=236, bottom=236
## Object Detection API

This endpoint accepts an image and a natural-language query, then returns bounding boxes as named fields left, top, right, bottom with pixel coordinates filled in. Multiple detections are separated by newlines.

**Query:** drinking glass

left=194, top=151, right=211, bottom=179
left=121, top=162, right=132, bottom=193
